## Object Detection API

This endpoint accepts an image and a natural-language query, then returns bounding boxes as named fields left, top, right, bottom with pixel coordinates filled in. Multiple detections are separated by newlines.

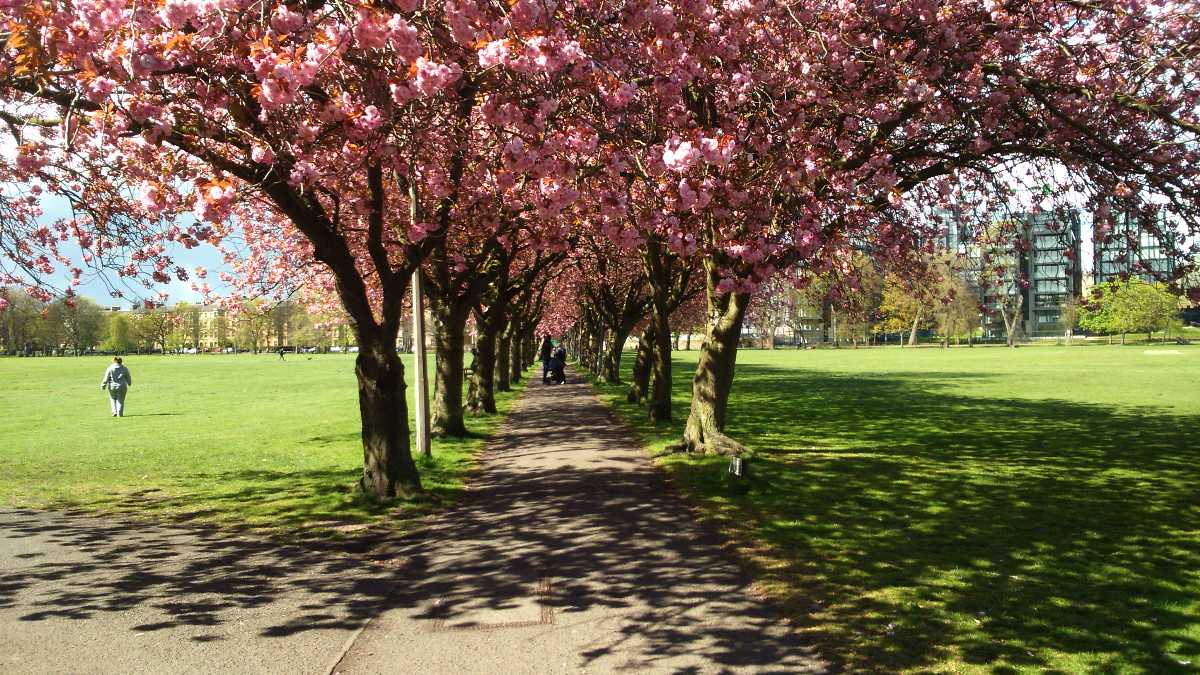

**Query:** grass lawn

left=594, top=344, right=1200, bottom=673
left=0, top=353, right=523, bottom=535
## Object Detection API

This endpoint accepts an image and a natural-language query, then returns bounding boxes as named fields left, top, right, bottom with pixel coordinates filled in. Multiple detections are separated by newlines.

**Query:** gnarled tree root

left=657, top=430, right=749, bottom=457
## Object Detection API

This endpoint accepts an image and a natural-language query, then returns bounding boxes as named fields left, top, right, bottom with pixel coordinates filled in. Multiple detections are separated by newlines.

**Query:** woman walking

left=100, top=357, right=133, bottom=417
left=539, top=335, right=554, bottom=384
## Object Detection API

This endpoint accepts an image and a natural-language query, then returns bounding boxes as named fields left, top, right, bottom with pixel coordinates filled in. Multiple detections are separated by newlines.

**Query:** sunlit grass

left=0, top=353, right=523, bottom=536
left=594, top=344, right=1200, bottom=673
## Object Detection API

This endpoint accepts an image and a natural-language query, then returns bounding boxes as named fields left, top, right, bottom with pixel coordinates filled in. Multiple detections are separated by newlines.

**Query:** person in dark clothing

left=549, top=344, right=567, bottom=384
left=539, top=335, right=554, bottom=384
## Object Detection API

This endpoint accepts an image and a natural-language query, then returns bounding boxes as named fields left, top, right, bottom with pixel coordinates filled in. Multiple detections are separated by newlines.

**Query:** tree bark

left=602, top=327, right=630, bottom=384
left=355, top=334, right=421, bottom=498
left=908, top=309, right=922, bottom=347
left=647, top=297, right=673, bottom=422
left=496, top=319, right=512, bottom=392
left=592, top=324, right=609, bottom=374
left=473, top=318, right=499, bottom=414
left=1001, top=295, right=1023, bottom=347
left=627, top=325, right=653, bottom=403
left=643, top=239, right=675, bottom=422
left=674, top=264, right=751, bottom=456
left=430, top=303, right=468, bottom=437
left=509, top=321, right=524, bottom=383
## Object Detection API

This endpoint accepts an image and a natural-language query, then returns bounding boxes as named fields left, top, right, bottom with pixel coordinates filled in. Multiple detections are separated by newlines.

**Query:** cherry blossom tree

left=1, top=0, right=597, bottom=497
left=5, top=0, right=1200, bottom=471
left=577, top=0, right=1200, bottom=455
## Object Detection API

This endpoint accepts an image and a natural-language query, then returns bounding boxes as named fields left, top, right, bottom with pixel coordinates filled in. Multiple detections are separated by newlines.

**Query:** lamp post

left=412, top=273, right=431, bottom=458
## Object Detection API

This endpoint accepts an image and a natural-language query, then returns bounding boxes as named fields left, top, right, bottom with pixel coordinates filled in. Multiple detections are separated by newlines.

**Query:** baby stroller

left=547, top=346, right=567, bottom=384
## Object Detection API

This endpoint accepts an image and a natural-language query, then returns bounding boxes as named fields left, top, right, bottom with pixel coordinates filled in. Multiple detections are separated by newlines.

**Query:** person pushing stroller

left=547, top=343, right=567, bottom=385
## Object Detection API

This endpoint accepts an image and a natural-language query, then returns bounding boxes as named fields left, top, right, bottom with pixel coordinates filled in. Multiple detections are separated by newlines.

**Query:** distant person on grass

left=278, top=347, right=285, bottom=361
left=99, top=357, right=132, bottom=417
left=539, top=334, right=553, bottom=384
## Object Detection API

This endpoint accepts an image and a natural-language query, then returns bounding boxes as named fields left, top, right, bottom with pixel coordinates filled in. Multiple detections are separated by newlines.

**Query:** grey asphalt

left=2, top=369, right=827, bottom=674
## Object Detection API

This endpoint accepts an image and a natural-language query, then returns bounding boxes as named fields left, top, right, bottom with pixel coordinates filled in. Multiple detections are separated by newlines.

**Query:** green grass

left=594, top=344, right=1200, bottom=673
left=0, top=353, right=523, bottom=536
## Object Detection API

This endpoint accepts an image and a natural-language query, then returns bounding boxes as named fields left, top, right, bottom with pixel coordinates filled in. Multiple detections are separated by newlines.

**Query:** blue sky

left=36, top=194, right=232, bottom=309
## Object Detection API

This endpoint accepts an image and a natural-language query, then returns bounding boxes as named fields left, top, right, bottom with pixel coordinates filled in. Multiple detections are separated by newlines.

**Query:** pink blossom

left=678, top=179, right=697, bottom=210
left=353, top=10, right=389, bottom=50
left=251, top=145, right=274, bottom=164
left=408, top=221, right=436, bottom=243
left=604, top=82, right=636, bottom=109
left=699, top=136, right=735, bottom=166
left=270, top=5, right=303, bottom=33
left=258, top=78, right=294, bottom=108
left=288, top=161, right=318, bottom=188
left=387, top=16, right=421, bottom=62
left=14, top=146, right=48, bottom=174
left=158, top=0, right=198, bottom=29
left=662, top=138, right=699, bottom=171
left=412, top=58, right=462, bottom=96
left=479, top=39, right=510, bottom=68
left=357, top=105, right=384, bottom=132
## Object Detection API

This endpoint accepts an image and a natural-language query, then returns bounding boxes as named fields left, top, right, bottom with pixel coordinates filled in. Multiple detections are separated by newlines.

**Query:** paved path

left=2, top=370, right=826, bottom=674
left=0, top=508, right=397, bottom=674
left=333, top=372, right=824, bottom=674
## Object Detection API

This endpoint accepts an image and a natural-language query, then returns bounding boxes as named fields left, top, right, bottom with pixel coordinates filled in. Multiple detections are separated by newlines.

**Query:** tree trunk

left=355, top=334, right=421, bottom=498
left=908, top=309, right=922, bottom=347
left=675, top=266, right=751, bottom=456
left=430, top=304, right=468, bottom=437
left=685, top=332, right=691, bottom=350
left=627, top=326, right=653, bottom=403
left=1000, top=297, right=1022, bottom=348
left=602, top=327, right=630, bottom=384
left=465, top=344, right=480, bottom=413
left=588, top=324, right=604, bottom=376
left=496, top=321, right=512, bottom=392
left=473, top=319, right=499, bottom=414
left=647, top=299, right=673, bottom=422
left=510, top=324, right=524, bottom=383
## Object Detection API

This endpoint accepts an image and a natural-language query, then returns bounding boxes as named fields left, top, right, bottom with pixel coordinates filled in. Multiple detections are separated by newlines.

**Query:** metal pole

left=412, top=271, right=431, bottom=457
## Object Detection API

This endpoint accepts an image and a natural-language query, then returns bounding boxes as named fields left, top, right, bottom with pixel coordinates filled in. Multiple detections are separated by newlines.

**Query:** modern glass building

left=1093, top=210, right=1178, bottom=284
left=975, top=209, right=1083, bottom=339
left=1022, top=210, right=1084, bottom=337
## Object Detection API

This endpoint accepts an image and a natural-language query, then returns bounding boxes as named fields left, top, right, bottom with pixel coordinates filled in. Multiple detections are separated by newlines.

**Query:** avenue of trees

left=3, top=1, right=1200, bottom=498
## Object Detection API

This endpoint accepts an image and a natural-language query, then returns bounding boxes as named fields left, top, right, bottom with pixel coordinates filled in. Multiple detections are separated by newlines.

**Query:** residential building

left=978, top=209, right=1083, bottom=339
left=1093, top=210, right=1179, bottom=285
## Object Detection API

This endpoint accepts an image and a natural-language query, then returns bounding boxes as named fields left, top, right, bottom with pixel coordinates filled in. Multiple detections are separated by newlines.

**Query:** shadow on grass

left=27, top=380, right=526, bottom=537
left=596, top=359, right=1200, bottom=672
left=63, top=434, right=497, bottom=535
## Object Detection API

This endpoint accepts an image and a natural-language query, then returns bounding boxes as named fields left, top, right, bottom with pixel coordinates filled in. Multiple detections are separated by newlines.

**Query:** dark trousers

left=541, top=359, right=550, bottom=383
